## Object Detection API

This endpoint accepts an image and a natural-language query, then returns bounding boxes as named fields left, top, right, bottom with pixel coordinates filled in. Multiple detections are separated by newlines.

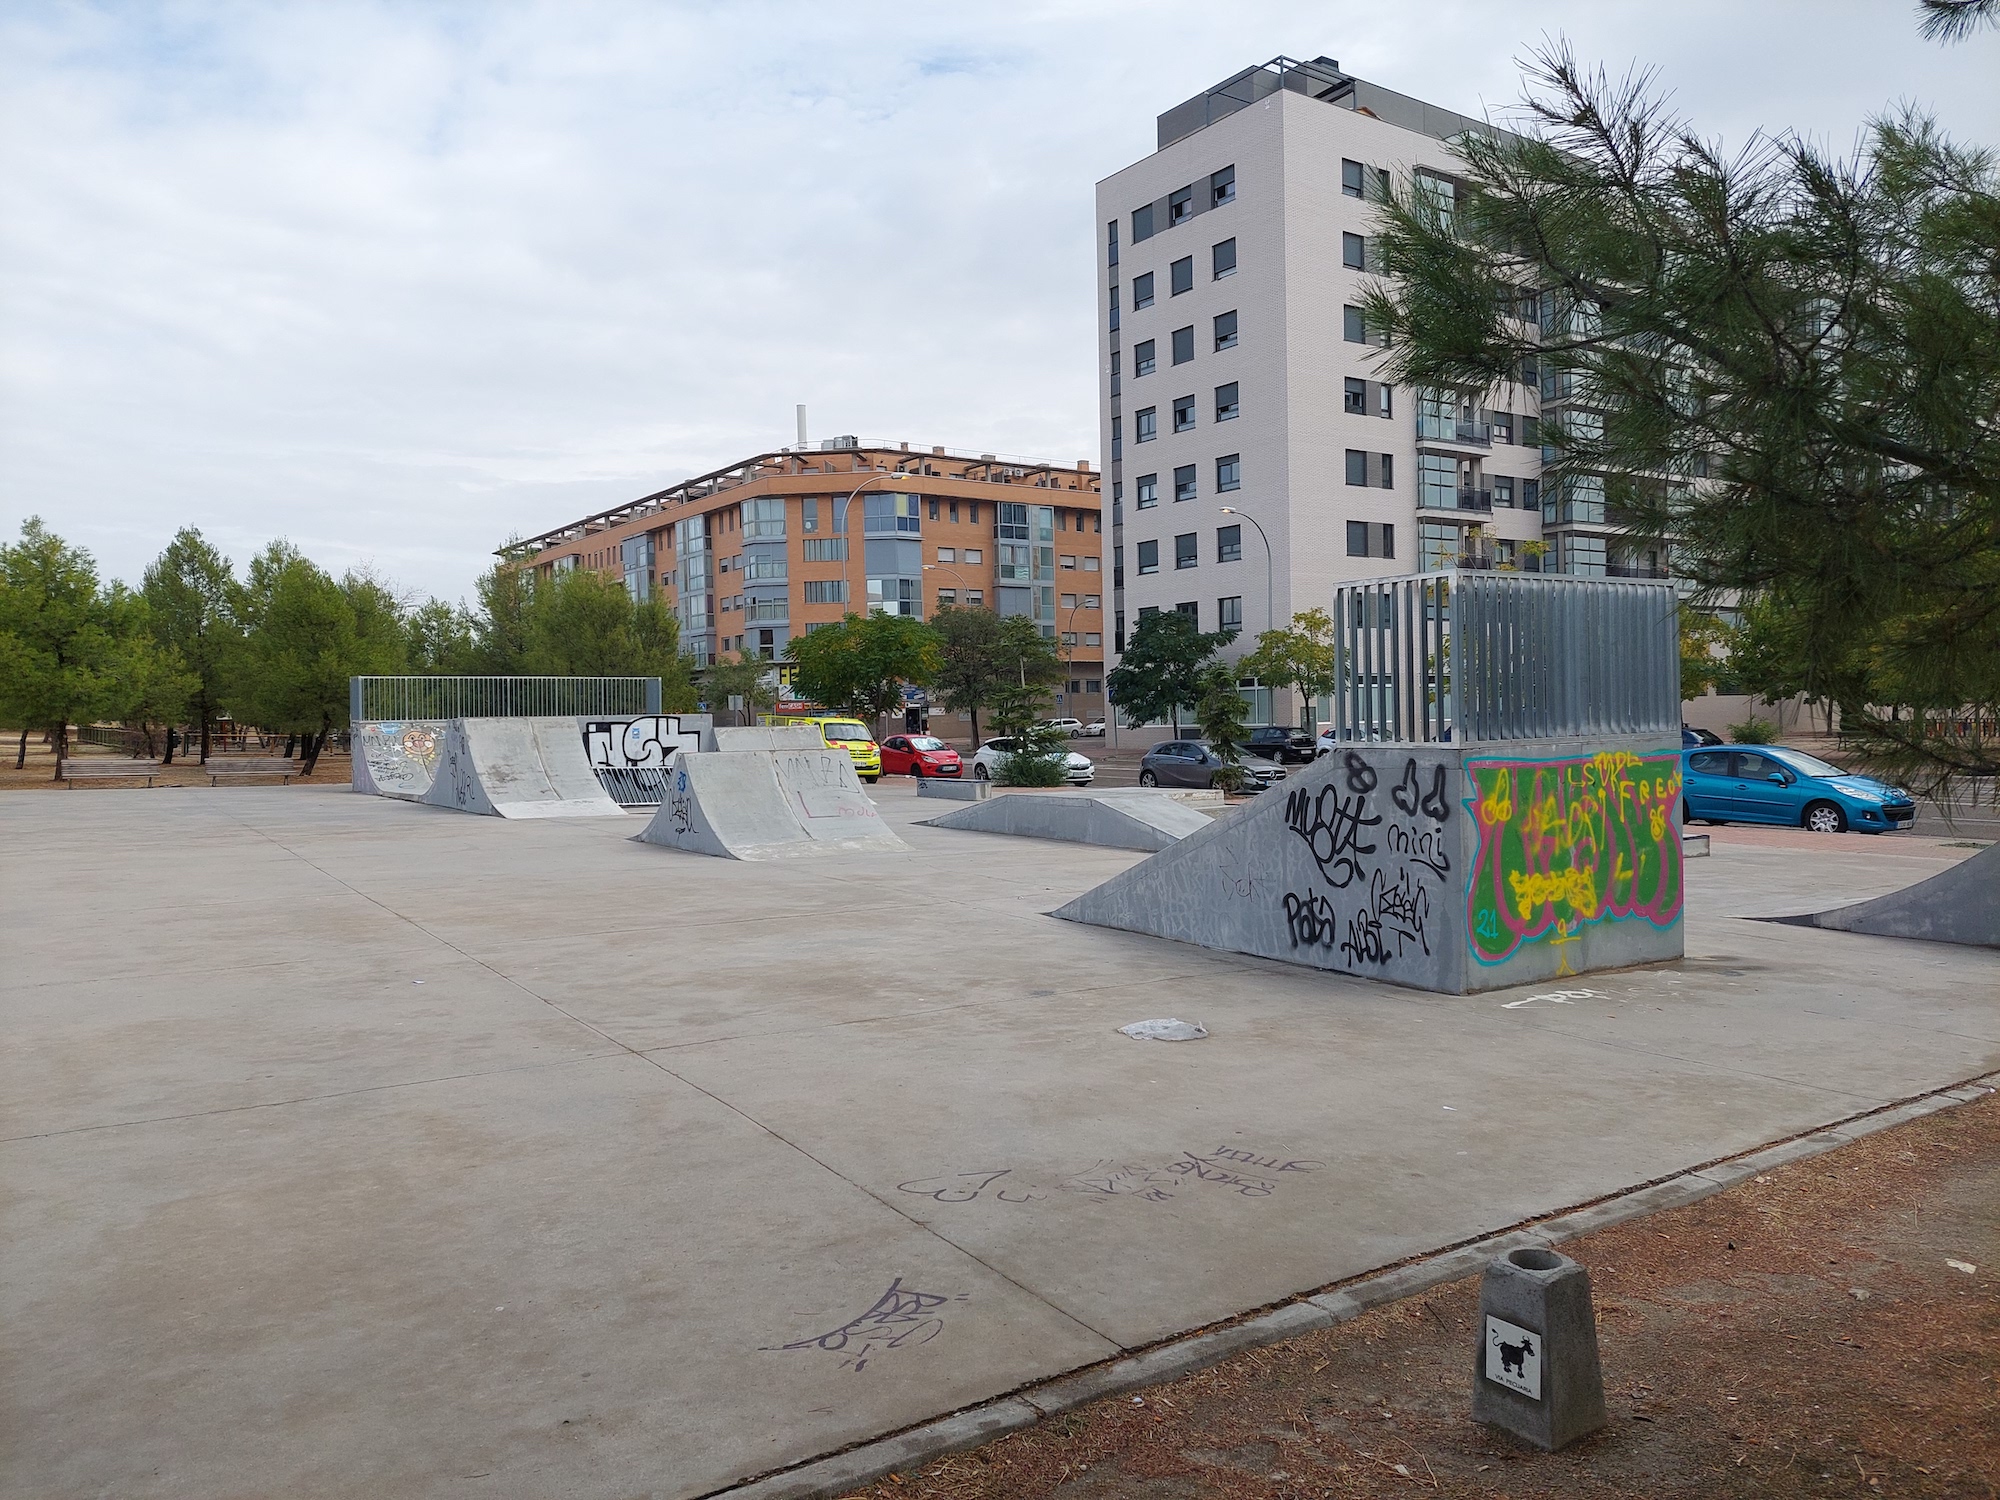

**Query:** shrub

left=993, top=722, right=1069, bottom=785
left=1728, top=716, right=1779, bottom=744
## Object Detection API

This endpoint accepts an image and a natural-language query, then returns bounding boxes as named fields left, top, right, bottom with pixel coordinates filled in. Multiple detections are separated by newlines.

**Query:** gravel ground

left=840, top=1091, right=2000, bottom=1500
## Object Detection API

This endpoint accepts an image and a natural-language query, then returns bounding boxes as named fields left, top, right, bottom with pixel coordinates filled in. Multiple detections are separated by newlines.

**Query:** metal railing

left=350, top=676, right=661, bottom=722
left=594, top=766, right=671, bottom=807
left=1329, top=571, right=1681, bottom=744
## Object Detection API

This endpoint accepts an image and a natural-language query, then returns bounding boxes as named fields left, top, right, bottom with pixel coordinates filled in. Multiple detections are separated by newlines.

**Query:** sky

left=3, top=1, right=1995, bottom=606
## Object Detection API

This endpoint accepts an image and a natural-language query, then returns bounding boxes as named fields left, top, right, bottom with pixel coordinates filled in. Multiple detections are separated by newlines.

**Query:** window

left=967, top=589, right=984, bottom=606
left=1174, top=464, right=1196, bottom=502
left=1114, top=610, right=1126, bottom=650
left=1380, top=453, right=1394, bottom=489
left=1212, top=237, right=1237, bottom=278
left=1346, top=521, right=1395, bottom=559
left=1106, top=219, right=1118, bottom=268
left=1061, top=593, right=1078, bottom=609
left=1174, top=601, right=1200, bottom=622
left=1170, top=256, right=1193, bottom=295
left=1419, top=521, right=1457, bottom=572
left=1168, top=185, right=1192, bottom=225
left=1218, top=595, right=1242, bottom=631
left=802, top=538, right=848, bottom=561
left=1492, top=476, right=1515, bottom=508
left=1108, top=284, right=1119, bottom=332
left=1173, top=394, right=1195, bottom=432
left=863, top=492, right=920, bottom=534
left=803, top=579, right=849, bottom=604
left=1214, top=382, right=1239, bottom=421
left=1343, top=304, right=1367, bottom=343
left=1136, top=539, right=1159, bottom=575
left=1111, top=414, right=1121, bottom=460
left=1083, top=593, right=1100, bottom=608
left=1217, top=524, right=1241, bottom=562
left=1216, top=453, right=1241, bottom=491
left=1135, top=407, right=1156, bottom=443
left=801, top=497, right=819, bottom=533
left=937, top=546, right=956, bottom=562
left=1341, top=158, right=1365, bottom=198
left=1522, top=479, right=1540, bottom=512
left=949, top=499, right=959, bottom=522
left=1114, top=545, right=1124, bottom=586
left=1060, top=554, right=1077, bottom=570
left=1345, top=449, right=1368, bottom=487
left=1379, top=383, right=1394, bottom=418
left=1134, top=339, right=1156, bottom=376
left=742, top=497, right=785, bottom=538
left=1133, top=202, right=1154, bottom=242
left=1175, top=533, right=1198, bottom=569
left=1133, top=271, right=1154, bottom=309
left=1491, top=412, right=1514, bottom=444
left=1342, top=232, right=1366, bottom=269
left=1214, top=310, right=1238, bottom=350
left=1083, top=555, right=1100, bottom=571
left=927, top=498, right=940, bottom=521
left=1136, top=473, right=1158, bottom=508
left=1211, top=164, right=1235, bottom=206
left=1171, top=325, right=1194, bottom=365
left=1521, top=415, right=1541, bottom=446
left=1345, top=377, right=1367, bottom=415
left=936, top=588, right=957, bottom=605
left=964, top=547, right=983, bottom=563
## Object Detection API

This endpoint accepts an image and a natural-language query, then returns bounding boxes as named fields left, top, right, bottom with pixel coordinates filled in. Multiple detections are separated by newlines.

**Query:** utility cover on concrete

left=1770, top=840, right=1999, bottom=948
left=922, top=789, right=1217, bottom=852
left=1117, top=1019, right=1208, bottom=1042
left=636, top=747, right=906, bottom=860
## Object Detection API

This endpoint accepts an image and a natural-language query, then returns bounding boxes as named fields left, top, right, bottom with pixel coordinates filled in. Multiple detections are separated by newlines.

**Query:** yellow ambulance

left=760, top=715, right=882, bottom=782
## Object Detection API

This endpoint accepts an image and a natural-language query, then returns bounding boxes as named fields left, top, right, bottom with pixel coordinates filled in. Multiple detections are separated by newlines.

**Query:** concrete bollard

left=1470, top=1246, right=1608, bottom=1451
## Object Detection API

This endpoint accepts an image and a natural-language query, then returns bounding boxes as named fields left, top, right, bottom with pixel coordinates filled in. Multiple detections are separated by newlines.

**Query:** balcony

left=1418, top=489, right=1493, bottom=515
left=1416, top=413, right=1491, bottom=448
left=1606, top=563, right=1670, bottom=579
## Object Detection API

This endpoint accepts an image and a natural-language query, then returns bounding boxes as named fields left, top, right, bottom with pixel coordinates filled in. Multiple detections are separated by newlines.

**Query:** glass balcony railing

left=1418, top=488, right=1493, bottom=513
left=1416, top=412, right=1491, bottom=446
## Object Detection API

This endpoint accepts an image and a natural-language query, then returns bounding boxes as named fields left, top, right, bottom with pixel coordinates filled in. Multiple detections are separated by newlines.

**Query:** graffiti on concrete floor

left=1465, top=749, right=1684, bottom=965
left=896, top=1146, right=1324, bottom=1209
left=764, top=1277, right=969, bottom=1373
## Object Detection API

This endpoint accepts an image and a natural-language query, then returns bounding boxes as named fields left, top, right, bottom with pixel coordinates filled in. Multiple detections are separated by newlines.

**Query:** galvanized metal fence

left=349, top=676, right=661, bottom=723
left=1329, top=572, right=1680, bottom=744
left=594, top=766, right=672, bottom=807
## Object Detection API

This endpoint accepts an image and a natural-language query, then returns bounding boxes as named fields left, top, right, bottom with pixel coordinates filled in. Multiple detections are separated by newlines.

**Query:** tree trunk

left=199, top=694, right=211, bottom=764
left=49, top=721, right=67, bottom=781
left=14, top=726, right=26, bottom=769
left=969, top=705, right=980, bottom=749
left=301, top=728, right=323, bottom=776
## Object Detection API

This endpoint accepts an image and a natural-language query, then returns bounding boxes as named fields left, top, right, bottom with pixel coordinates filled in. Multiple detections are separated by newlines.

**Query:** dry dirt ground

left=841, top=1093, right=2000, bottom=1500
left=0, top=733, right=349, bottom=790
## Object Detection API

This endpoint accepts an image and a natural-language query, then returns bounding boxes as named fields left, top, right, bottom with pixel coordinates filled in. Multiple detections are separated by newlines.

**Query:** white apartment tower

left=1098, top=57, right=1636, bottom=727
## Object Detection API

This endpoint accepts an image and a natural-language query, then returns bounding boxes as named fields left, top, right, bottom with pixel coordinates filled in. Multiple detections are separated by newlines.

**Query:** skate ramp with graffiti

left=711, top=725, right=827, bottom=753
left=920, top=788, right=1215, bottom=852
left=1056, top=739, right=1685, bottom=994
left=351, top=721, right=446, bottom=799
left=635, top=747, right=905, bottom=860
left=1774, top=840, right=1999, bottom=948
left=419, top=717, right=628, bottom=819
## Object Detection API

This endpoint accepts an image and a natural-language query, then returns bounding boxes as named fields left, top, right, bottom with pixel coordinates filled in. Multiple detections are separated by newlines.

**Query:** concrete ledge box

left=1471, top=1246, right=1607, bottom=1451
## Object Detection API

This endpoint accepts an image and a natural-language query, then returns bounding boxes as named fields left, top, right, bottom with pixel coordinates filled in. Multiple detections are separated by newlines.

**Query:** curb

left=702, top=1070, right=1999, bottom=1500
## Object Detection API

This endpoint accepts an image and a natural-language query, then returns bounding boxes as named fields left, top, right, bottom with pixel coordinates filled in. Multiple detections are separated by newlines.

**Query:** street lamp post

left=1217, top=506, right=1274, bottom=631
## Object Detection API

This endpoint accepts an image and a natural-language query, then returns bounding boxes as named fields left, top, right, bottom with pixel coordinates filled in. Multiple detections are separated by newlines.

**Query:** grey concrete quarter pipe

left=420, top=718, right=628, bottom=819
left=1773, top=840, right=1999, bottom=947
left=637, top=747, right=905, bottom=860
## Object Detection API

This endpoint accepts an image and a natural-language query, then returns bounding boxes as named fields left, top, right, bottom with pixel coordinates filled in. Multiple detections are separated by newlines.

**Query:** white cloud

left=3, top=0, right=1994, bottom=601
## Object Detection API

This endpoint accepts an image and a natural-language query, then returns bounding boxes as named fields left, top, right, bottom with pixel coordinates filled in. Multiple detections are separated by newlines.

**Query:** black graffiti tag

left=765, top=1278, right=967, bottom=1373
left=1369, top=865, right=1432, bottom=956
left=1385, top=820, right=1452, bottom=880
left=1342, top=751, right=1378, bottom=793
left=1389, top=758, right=1453, bottom=822
left=1282, top=889, right=1339, bottom=950
left=1285, top=784, right=1381, bottom=888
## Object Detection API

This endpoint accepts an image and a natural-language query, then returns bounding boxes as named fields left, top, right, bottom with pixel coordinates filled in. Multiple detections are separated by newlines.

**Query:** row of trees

left=0, top=520, right=697, bottom=776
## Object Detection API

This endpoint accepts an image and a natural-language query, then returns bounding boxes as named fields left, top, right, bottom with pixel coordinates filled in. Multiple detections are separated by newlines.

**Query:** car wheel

left=1138, top=769, right=1158, bottom=787
left=973, top=764, right=989, bottom=781
left=911, top=763, right=924, bottom=779
left=862, top=775, right=879, bottom=784
left=1804, top=801, right=1847, bottom=834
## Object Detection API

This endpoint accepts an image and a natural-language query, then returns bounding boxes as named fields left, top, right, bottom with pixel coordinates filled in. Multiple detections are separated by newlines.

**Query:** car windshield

left=822, top=722, right=870, bottom=743
left=908, top=737, right=946, bottom=751
left=1766, top=747, right=1844, bottom=779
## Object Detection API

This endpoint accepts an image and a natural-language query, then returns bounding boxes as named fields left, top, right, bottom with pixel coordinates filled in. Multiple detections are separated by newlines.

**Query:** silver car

left=1137, top=741, right=1286, bottom=792
left=969, top=737, right=1095, bottom=784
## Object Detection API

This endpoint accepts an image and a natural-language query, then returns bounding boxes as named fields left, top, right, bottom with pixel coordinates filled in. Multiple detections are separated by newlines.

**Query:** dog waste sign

left=1483, top=1315, right=1542, bottom=1399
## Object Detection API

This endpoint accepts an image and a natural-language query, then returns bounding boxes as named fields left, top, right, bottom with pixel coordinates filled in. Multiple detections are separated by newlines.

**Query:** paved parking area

left=4, top=783, right=1995, bottom=1498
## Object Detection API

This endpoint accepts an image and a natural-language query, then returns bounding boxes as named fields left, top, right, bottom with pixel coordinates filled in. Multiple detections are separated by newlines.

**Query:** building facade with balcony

left=513, top=441, right=1106, bottom=736
left=1096, top=58, right=1662, bottom=727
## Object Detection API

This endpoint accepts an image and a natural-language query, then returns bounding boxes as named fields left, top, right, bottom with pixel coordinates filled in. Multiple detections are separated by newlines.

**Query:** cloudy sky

left=3, top=1, right=1995, bottom=604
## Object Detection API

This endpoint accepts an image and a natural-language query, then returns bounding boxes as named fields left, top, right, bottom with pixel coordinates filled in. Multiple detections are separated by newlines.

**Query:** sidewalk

left=838, top=1091, right=1999, bottom=1500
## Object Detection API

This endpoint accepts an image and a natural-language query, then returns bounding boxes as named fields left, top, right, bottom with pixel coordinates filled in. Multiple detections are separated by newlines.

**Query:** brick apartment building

left=515, top=439, right=1106, bottom=735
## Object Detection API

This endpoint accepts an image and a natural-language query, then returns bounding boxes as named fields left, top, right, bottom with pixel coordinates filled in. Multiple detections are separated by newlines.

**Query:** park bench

left=206, top=757, right=302, bottom=787
left=56, top=758, right=162, bottom=788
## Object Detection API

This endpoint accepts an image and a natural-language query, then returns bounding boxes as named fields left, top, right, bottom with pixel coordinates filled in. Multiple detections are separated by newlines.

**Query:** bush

left=1728, top=716, right=1779, bottom=744
left=993, top=722, right=1069, bottom=786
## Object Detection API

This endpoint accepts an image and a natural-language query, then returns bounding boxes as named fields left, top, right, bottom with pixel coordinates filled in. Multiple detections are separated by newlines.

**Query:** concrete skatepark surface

left=1775, top=837, right=2000, bottom=948
left=637, top=746, right=906, bottom=860
left=3, top=780, right=1996, bottom=1498
left=422, top=716, right=627, bottom=819
left=919, top=786, right=1216, bottom=851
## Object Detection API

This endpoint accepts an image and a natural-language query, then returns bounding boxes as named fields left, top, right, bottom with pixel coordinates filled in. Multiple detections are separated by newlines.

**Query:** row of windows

left=1132, top=525, right=1251, bottom=574
left=1129, top=312, right=1239, bottom=376
left=1125, top=453, right=1241, bottom=510
left=1135, top=598, right=1246, bottom=633
left=1132, top=385, right=1238, bottom=442
left=1108, top=239, right=1236, bottom=330
left=1115, top=165, right=1235, bottom=258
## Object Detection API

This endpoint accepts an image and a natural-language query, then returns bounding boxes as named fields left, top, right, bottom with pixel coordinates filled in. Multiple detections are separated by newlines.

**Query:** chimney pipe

left=796, top=405, right=808, bottom=449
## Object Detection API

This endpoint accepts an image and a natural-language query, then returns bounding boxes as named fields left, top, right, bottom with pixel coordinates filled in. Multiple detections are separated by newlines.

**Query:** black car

left=1682, top=724, right=1724, bottom=748
left=1138, top=741, right=1288, bottom=792
left=1245, top=726, right=1317, bottom=764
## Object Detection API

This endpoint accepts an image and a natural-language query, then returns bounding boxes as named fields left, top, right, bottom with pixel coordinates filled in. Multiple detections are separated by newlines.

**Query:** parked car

left=1681, top=746, right=1916, bottom=833
left=1682, top=724, right=1723, bottom=748
left=1041, top=718, right=1086, bottom=737
left=969, top=738, right=1095, bottom=785
left=1245, top=726, right=1317, bottom=764
left=879, top=734, right=962, bottom=778
left=761, top=715, right=881, bottom=781
left=1077, top=720, right=1106, bottom=737
left=1314, top=727, right=1383, bottom=758
left=1138, top=741, right=1288, bottom=792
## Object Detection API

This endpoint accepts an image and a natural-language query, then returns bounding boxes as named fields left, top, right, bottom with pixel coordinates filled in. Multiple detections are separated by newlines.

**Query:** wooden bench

left=206, top=757, right=301, bottom=786
left=57, top=758, right=162, bottom=788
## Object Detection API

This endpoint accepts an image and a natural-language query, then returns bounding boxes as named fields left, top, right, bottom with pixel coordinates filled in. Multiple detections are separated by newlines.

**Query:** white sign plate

left=1483, top=1315, right=1542, bottom=1399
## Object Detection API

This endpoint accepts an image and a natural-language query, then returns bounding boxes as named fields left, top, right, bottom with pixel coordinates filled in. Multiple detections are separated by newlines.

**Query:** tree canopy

left=1240, top=608, right=1337, bottom=730
left=783, top=611, right=942, bottom=725
left=1106, top=610, right=1237, bottom=735
left=1360, top=44, right=2000, bottom=798
left=932, top=606, right=1062, bottom=746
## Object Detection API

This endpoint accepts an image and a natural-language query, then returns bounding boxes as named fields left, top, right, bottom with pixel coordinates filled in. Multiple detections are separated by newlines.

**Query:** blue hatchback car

left=1681, top=745, right=1917, bottom=834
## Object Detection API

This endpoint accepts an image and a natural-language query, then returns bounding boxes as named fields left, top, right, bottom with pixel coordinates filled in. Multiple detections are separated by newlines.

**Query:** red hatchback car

left=879, top=734, right=963, bottom=778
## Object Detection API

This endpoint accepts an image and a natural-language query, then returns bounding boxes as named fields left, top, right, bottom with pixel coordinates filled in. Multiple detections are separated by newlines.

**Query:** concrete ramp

left=351, top=721, right=446, bottom=799
left=920, top=789, right=1216, bottom=852
left=421, top=717, right=628, bottom=819
left=1774, top=841, right=1999, bottom=947
left=636, top=748, right=905, bottom=860
left=711, top=725, right=827, bottom=753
